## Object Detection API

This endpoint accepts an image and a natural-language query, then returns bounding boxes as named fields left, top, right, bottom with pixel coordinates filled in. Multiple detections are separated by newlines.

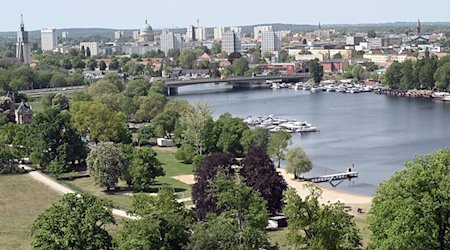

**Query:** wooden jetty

left=299, top=171, right=358, bottom=187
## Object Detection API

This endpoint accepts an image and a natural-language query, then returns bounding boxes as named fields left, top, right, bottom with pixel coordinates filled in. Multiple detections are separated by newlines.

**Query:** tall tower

left=416, top=19, right=421, bottom=37
left=318, top=21, right=321, bottom=30
left=16, top=14, right=31, bottom=64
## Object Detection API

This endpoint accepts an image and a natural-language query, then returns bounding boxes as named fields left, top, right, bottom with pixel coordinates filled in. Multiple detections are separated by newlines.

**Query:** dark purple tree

left=192, top=152, right=237, bottom=220
left=241, top=148, right=288, bottom=215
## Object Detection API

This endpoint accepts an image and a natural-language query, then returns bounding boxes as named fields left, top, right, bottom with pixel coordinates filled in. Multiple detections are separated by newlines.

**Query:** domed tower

left=139, top=20, right=154, bottom=44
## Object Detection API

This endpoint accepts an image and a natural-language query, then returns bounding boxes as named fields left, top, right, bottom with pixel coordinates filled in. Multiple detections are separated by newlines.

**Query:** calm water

left=176, top=84, right=450, bottom=195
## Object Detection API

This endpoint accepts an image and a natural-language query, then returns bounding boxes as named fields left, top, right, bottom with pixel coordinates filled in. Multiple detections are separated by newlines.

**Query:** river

left=176, top=84, right=450, bottom=196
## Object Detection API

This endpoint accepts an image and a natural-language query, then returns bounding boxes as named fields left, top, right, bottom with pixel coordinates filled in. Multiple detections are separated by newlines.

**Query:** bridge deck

left=165, top=73, right=310, bottom=86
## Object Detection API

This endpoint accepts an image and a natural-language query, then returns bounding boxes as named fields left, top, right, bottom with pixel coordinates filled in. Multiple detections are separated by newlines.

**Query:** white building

left=254, top=25, right=272, bottom=40
left=41, top=28, right=57, bottom=52
left=61, top=31, right=69, bottom=39
left=186, top=25, right=196, bottom=42
left=160, top=30, right=182, bottom=54
left=80, top=42, right=99, bottom=56
left=195, top=27, right=206, bottom=41
left=261, top=31, right=281, bottom=53
left=214, top=27, right=225, bottom=40
left=114, top=31, right=124, bottom=40
left=222, top=31, right=241, bottom=54
left=16, top=15, right=31, bottom=64
left=229, top=26, right=242, bottom=35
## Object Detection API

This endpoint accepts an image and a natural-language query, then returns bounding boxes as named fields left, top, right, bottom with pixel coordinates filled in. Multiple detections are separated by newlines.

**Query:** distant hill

left=1, top=22, right=450, bottom=39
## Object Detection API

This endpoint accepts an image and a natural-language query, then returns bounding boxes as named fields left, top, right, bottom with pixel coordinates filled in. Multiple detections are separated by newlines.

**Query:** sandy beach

left=276, top=169, right=372, bottom=205
left=174, top=169, right=372, bottom=206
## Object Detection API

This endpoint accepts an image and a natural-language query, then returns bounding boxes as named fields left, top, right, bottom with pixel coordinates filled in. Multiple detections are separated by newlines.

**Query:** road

left=18, top=86, right=87, bottom=97
left=19, top=164, right=138, bottom=220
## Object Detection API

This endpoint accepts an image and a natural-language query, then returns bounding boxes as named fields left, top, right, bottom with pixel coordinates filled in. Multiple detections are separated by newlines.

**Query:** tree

left=176, top=101, right=213, bottom=155
left=241, top=147, right=287, bottom=214
left=80, top=46, right=85, bottom=57
left=240, top=127, right=270, bottom=154
left=98, top=60, right=107, bottom=71
left=333, top=52, right=343, bottom=59
left=51, top=93, right=70, bottom=110
left=62, top=58, right=72, bottom=69
left=192, top=152, right=237, bottom=219
left=180, top=49, right=197, bottom=69
left=72, top=57, right=86, bottom=69
left=309, top=59, right=324, bottom=83
left=230, top=57, right=249, bottom=76
left=87, top=57, right=97, bottom=70
left=367, top=30, right=377, bottom=38
left=126, top=147, right=164, bottom=190
left=116, top=188, right=194, bottom=250
left=134, top=92, right=167, bottom=122
left=351, top=64, right=366, bottom=82
left=286, top=147, right=312, bottom=179
left=86, top=142, right=127, bottom=190
left=400, top=60, right=414, bottom=90
left=31, top=193, right=115, bottom=250
left=384, top=61, right=403, bottom=89
left=123, top=79, right=149, bottom=97
left=136, top=125, right=153, bottom=146
left=211, top=41, right=222, bottom=55
left=188, top=172, right=275, bottom=250
left=28, top=109, right=86, bottom=175
left=71, top=101, right=131, bottom=144
left=268, top=130, right=292, bottom=168
left=212, top=113, right=249, bottom=156
left=175, top=144, right=197, bottom=164
left=49, top=73, right=67, bottom=87
left=368, top=149, right=450, bottom=250
left=86, top=47, right=91, bottom=57
left=109, top=57, right=120, bottom=70
left=279, top=49, right=290, bottom=63
left=284, top=186, right=361, bottom=250
left=434, top=62, right=450, bottom=91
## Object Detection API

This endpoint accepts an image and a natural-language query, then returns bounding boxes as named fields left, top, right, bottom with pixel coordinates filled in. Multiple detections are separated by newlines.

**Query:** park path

left=19, top=164, right=138, bottom=220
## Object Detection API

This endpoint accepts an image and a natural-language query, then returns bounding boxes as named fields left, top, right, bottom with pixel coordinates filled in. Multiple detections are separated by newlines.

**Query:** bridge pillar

left=167, top=87, right=178, bottom=96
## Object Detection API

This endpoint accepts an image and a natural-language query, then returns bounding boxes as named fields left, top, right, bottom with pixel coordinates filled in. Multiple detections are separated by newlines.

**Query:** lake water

left=176, top=84, right=450, bottom=195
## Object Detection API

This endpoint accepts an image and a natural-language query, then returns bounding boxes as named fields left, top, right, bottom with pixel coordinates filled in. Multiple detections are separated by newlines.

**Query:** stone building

left=15, top=102, right=33, bottom=124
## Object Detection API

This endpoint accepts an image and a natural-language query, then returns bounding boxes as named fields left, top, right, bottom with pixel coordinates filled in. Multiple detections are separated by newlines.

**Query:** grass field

left=0, top=174, right=61, bottom=250
left=29, top=100, right=44, bottom=114
left=59, top=146, right=194, bottom=211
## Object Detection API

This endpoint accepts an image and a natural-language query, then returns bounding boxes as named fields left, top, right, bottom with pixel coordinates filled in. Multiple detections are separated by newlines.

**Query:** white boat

left=443, top=96, right=450, bottom=102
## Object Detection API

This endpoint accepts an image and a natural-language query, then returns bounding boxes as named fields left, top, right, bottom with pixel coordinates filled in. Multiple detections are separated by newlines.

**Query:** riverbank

left=277, top=169, right=372, bottom=205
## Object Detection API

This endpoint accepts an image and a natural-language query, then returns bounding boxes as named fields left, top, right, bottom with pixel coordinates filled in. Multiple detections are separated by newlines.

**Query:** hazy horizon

left=3, top=0, right=450, bottom=32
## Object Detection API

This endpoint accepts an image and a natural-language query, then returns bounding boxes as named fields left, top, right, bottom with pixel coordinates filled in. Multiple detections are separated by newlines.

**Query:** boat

left=242, top=115, right=319, bottom=134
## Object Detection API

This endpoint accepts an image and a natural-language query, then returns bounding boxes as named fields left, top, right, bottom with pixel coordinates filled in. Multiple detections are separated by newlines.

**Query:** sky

left=2, top=0, right=450, bottom=31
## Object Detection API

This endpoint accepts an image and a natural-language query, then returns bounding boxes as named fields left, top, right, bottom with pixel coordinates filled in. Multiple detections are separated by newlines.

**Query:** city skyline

left=2, top=0, right=450, bottom=32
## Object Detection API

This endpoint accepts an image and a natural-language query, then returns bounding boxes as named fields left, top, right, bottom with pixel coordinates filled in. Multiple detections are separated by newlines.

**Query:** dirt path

left=19, top=165, right=138, bottom=220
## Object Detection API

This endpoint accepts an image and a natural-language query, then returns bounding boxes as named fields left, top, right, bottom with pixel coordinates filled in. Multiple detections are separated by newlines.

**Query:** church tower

left=416, top=19, right=421, bottom=37
left=16, top=14, right=31, bottom=64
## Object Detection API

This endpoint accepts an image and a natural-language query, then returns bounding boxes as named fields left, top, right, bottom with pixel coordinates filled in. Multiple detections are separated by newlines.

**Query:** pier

left=299, top=171, right=358, bottom=187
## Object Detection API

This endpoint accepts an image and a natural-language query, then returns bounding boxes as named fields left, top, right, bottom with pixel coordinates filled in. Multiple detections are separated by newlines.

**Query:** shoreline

left=277, top=169, right=372, bottom=205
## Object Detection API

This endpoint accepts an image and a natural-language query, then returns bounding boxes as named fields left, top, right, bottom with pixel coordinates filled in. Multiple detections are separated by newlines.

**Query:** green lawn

left=59, top=146, right=194, bottom=211
left=268, top=229, right=291, bottom=250
left=0, top=174, right=61, bottom=250
left=29, top=100, right=44, bottom=114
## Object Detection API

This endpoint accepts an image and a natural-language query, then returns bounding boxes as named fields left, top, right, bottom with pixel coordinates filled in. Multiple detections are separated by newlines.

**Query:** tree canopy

left=86, top=142, right=127, bottom=190
left=285, top=147, right=312, bottom=179
left=31, top=193, right=115, bottom=250
left=268, top=130, right=292, bottom=168
left=284, top=186, right=361, bottom=250
left=369, top=149, right=450, bottom=250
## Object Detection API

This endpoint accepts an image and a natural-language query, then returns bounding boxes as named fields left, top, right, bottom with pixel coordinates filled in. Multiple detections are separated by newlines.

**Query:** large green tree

left=268, top=130, right=292, bottom=168
left=369, top=149, right=450, bottom=250
left=240, top=127, right=270, bottom=154
left=128, top=147, right=164, bottom=190
left=71, top=101, right=131, bottom=144
left=31, top=193, right=115, bottom=250
left=284, top=186, right=361, bottom=250
left=434, top=62, right=450, bottom=91
left=116, top=188, right=194, bottom=250
left=28, top=108, right=86, bottom=175
left=309, top=59, right=324, bottom=84
left=176, top=101, right=213, bottom=155
left=212, top=113, right=249, bottom=157
left=86, top=142, right=127, bottom=190
left=285, top=147, right=313, bottom=179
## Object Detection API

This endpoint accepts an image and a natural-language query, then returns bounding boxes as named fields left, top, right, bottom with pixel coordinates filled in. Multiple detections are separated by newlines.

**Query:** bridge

left=164, top=73, right=310, bottom=95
